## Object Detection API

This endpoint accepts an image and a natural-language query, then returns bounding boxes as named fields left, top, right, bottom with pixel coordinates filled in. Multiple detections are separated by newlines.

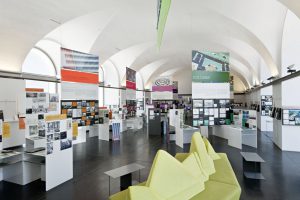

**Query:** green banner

left=192, top=71, right=230, bottom=83
left=157, top=0, right=171, bottom=48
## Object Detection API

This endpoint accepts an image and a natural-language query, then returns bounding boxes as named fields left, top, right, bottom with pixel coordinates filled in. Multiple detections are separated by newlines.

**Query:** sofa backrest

left=190, top=132, right=216, bottom=175
left=146, top=150, right=205, bottom=200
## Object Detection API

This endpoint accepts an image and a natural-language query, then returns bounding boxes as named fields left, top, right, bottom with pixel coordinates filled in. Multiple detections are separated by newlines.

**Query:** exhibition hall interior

left=1, top=0, right=300, bottom=200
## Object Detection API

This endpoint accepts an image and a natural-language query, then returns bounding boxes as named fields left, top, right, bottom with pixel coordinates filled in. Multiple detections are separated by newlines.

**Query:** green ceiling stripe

left=157, top=0, right=171, bottom=49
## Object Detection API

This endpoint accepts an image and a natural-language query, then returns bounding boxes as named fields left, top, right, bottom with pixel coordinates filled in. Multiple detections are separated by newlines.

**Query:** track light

left=287, top=64, right=296, bottom=74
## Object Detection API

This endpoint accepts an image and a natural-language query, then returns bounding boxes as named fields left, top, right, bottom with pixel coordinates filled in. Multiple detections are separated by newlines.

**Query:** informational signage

left=192, top=51, right=230, bottom=99
left=61, top=48, right=99, bottom=84
left=192, top=83, right=230, bottom=99
left=282, top=109, right=300, bottom=126
left=261, top=95, right=273, bottom=116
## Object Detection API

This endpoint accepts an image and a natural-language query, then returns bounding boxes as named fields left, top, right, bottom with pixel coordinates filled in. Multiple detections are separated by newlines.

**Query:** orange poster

left=62, top=109, right=67, bottom=114
left=72, top=102, right=77, bottom=107
left=90, top=102, right=95, bottom=107
left=19, top=117, right=25, bottom=130
left=82, top=108, right=86, bottom=113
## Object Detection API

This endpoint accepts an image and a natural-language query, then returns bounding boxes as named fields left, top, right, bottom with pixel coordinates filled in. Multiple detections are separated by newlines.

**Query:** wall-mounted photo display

left=282, top=109, right=300, bottom=126
left=192, top=99, right=231, bottom=127
left=261, top=95, right=273, bottom=116
left=61, top=100, right=99, bottom=127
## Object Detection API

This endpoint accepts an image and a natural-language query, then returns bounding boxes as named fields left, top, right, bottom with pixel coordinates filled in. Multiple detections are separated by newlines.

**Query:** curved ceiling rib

left=1, top=0, right=300, bottom=88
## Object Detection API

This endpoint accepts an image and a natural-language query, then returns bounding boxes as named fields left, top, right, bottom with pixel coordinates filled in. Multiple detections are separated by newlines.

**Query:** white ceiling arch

left=1, top=0, right=300, bottom=93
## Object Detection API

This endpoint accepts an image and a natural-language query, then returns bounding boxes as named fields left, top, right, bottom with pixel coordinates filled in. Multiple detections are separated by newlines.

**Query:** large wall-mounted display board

left=61, top=48, right=99, bottom=100
left=192, top=99, right=231, bottom=127
left=61, top=48, right=99, bottom=84
left=192, top=51, right=230, bottom=99
left=61, top=100, right=99, bottom=127
left=282, top=109, right=300, bottom=126
left=261, top=95, right=273, bottom=116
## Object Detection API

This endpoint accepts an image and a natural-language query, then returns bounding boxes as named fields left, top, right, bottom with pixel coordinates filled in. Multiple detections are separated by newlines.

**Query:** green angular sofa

left=109, top=132, right=241, bottom=200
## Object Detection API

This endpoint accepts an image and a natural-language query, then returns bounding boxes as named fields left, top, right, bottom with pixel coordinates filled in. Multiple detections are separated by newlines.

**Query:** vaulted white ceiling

left=0, top=0, right=299, bottom=92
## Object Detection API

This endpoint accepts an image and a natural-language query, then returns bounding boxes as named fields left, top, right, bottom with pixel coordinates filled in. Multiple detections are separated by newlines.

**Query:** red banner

left=126, top=80, right=136, bottom=90
left=61, top=69, right=98, bottom=84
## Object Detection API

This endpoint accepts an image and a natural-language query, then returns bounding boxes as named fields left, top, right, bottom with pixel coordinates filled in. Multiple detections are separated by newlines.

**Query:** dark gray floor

left=1, top=128, right=300, bottom=200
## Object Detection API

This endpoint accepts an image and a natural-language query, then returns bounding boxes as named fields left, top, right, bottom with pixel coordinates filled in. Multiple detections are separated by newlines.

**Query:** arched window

left=22, top=48, right=57, bottom=93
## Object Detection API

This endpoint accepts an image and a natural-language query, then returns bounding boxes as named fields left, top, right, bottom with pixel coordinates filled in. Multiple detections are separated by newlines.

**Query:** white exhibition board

left=192, top=83, right=230, bottom=99
left=169, top=109, right=176, bottom=127
left=0, top=78, right=26, bottom=121
left=45, top=117, right=73, bottom=191
left=61, top=82, right=98, bottom=100
left=175, top=109, right=184, bottom=148
left=126, top=89, right=136, bottom=100
left=151, top=91, right=173, bottom=100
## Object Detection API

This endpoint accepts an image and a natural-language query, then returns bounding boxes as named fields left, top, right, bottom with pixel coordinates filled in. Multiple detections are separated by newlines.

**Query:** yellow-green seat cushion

left=190, top=180, right=241, bottom=200
left=109, top=182, right=146, bottom=200
left=109, top=189, right=128, bottom=200
left=209, top=153, right=240, bottom=187
left=146, top=150, right=205, bottom=200
left=128, top=186, right=164, bottom=200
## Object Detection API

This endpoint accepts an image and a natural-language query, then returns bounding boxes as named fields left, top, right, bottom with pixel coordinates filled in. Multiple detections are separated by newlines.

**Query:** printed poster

left=3, top=122, right=11, bottom=138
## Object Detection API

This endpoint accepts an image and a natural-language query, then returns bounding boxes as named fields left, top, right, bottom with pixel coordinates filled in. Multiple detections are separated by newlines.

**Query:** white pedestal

left=183, top=127, right=199, bottom=144
left=200, top=126, right=209, bottom=138
left=98, top=123, right=109, bottom=141
left=88, top=125, right=99, bottom=138
left=212, top=125, right=257, bottom=149
left=73, top=126, right=87, bottom=145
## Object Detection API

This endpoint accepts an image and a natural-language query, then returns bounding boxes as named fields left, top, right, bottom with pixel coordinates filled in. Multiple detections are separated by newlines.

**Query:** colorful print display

left=192, top=51, right=230, bottom=83
left=192, top=99, right=231, bottom=126
left=282, top=109, right=300, bottom=126
left=61, top=48, right=99, bottom=84
left=61, top=100, right=99, bottom=127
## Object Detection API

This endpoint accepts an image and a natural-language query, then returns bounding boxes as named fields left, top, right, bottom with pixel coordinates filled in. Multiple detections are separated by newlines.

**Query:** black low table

left=104, top=163, right=145, bottom=195
left=241, top=152, right=265, bottom=180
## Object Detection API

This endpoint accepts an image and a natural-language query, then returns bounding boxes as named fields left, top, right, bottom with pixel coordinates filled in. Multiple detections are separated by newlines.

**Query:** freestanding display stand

left=148, top=108, right=161, bottom=136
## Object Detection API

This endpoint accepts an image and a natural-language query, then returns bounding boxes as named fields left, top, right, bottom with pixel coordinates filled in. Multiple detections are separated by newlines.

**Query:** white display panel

left=151, top=91, right=173, bottom=100
left=126, top=89, right=136, bottom=100
left=61, top=82, right=98, bottom=100
left=45, top=117, right=73, bottom=191
left=192, top=83, right=230, bottom=99
left=0, top=78, right=26, bottom=121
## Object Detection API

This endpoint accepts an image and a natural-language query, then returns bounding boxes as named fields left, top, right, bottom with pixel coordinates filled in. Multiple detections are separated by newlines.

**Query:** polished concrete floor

left=1, top=128, right=300, bottom=200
